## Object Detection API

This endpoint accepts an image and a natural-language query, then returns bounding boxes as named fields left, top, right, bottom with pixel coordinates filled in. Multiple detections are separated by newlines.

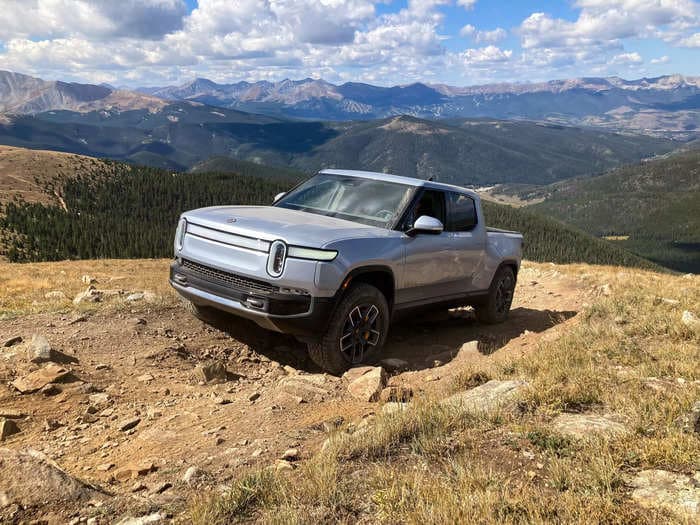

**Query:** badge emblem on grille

left=226, top=217, right=237, bottom=223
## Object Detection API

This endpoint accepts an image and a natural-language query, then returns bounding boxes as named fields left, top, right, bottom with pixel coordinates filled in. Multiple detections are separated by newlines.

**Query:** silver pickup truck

left=170, top=169, right=523, bottom=374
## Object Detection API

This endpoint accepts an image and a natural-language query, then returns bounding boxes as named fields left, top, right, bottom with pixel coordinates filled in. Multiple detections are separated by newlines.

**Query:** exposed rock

left=275, top=460, right=294, bottom=472
left=113, top=461, right=156, bottom=481
left=136, top=373, right=154, bottom=383
left=278, top=374, right=332, bottom=403
left=11, top=364, right=73, bottom=394
left=182, top=466, right=205, bottom=486
left=379, top=358, right=409, bottom=372
left=551, top=413, right=629, bottom=439
left=674, top=401, right=700, bottom=434
left=0, top=448, right=103, bottom=507
left=25, top=334, right=78, bottom=364
left=118, top=417, right=141, bottom=432
left=44, top=290, right=67, bottom=300
left=3, top=336, right=23, bottom=348
left=114, top=511, right=167, bottom=525
left=73, top=286, right=102, bottom=305
left=89, top=392, right=110, bottom=406
left=152, top=481, right=172, bottom=494
left=379, top=385, right=413, bottom=403
left=0, top=419, right=21, bottom=441
left=194, top=361, right=229, bottom=383
left=125, top=292, right=145, bottom=302
left=630, top=470, right=700, bottom=518
left=248, top=392, right=261, bottom=402
left=40, top=383, right=62, bottom=396
left=347, top=366, right=387, bottom=402
left=342, top=366, right=375, bottom=384
left=282, top=448, right=299, bottom=461
left=382, top=402, right=410, bottom=414
left=441, top=380, right=527, bottom=415
left=681, top=310, right=699, bottom=328
left=0, top=409, right=26, bottom=419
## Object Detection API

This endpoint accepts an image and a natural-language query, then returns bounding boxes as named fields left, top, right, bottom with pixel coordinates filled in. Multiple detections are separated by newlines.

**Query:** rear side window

left=447, top=192, right=477, bottom=232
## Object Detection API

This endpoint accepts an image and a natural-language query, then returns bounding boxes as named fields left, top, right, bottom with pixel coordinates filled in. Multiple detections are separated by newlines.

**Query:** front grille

left=181, top=259, right=278, bottom=295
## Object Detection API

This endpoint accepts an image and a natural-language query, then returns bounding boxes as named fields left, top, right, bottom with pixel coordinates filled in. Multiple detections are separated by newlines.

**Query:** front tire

left=475, top=266, right=516, bottom=324
left=308, top=283, right=390, bottom=375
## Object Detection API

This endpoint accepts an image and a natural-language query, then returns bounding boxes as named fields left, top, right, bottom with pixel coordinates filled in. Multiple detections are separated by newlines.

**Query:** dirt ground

left=0, top=260, right=588, bottom=523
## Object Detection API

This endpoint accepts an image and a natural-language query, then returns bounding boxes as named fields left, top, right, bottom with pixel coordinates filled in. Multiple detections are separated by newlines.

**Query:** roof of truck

left=319, top=169, right=479, bottom=199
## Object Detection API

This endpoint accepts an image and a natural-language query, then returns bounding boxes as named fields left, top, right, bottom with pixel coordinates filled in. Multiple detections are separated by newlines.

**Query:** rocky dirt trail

left=0, top=263, right=587, bottom=523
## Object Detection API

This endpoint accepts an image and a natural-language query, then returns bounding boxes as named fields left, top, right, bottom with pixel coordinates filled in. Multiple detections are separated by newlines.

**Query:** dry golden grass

left=190, top=265, right=700, bottom=524
left=0, top=258, right=177, bottom=318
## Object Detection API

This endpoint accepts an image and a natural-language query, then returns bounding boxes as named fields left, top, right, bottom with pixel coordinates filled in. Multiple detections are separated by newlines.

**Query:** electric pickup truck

left=170, top=169, right=523, bottom=374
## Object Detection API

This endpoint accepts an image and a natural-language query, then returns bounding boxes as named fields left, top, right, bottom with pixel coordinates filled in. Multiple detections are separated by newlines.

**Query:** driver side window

left=406, top=189, right=446, bottom=229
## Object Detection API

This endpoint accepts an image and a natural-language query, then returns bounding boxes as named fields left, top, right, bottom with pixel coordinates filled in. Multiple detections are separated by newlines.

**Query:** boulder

left=0, top=419, right=21, bottom=441
left=551, top=413, right=629, bottom=440
left=347, top=367, right=387, bottom=402
left=441, top=380, right=527, bottom=415
left=25, top=334, right=78, bottom=364
left=0, top=448, right=103, bottom=507
left=11, top=364, right=73, bottom=394
left=630, top=470, right=700, bottom=518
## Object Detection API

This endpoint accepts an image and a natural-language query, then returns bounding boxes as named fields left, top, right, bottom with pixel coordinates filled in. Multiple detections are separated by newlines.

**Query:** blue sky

left=0, top=0, right=698, bottom=87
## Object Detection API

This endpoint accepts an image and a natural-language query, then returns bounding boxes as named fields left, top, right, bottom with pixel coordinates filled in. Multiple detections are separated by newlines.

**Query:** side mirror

left=407, top=215, right=443, bottom=236
left=273, top=192, right=286, bottom=204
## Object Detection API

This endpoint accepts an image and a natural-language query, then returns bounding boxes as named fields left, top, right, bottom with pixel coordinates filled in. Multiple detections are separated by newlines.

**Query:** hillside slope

left=529, top=150, right=700, bottom=272
left=0, top=107, right=675, bottom=185
left=0, top=259, right=697, bottom=523
left=0, top=148, right=659, bottom=271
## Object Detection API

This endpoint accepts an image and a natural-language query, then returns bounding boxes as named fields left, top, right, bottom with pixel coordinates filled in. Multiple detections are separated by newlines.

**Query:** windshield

left=275, top=173, right=415, bottom=228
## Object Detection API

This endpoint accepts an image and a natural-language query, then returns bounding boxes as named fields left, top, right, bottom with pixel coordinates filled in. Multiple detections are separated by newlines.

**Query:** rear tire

left=307, top=283, right=390, bottom=375
left=475, top=266, right=516, bottom=324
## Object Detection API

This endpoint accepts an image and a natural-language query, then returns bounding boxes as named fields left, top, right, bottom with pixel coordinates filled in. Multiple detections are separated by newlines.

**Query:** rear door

left=445, top=191, right=486, bottom=293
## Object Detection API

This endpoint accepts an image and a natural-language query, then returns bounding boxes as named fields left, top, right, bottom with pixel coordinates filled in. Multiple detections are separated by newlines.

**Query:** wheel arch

left=340, top=265, right=396, bottom=310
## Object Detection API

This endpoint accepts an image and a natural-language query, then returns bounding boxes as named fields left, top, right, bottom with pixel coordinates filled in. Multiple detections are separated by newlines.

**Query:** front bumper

left=169, top=259, right=336, bottom=338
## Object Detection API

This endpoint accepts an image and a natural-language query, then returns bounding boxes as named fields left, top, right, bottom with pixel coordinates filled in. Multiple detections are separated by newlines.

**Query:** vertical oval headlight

left=176, top=218, right=187, bottom=252
left=267, top=240, right=287, bottom=277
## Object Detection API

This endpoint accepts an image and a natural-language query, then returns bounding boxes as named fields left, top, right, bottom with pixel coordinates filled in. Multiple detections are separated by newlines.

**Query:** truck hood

left=183, top=205, right=398, bottom=247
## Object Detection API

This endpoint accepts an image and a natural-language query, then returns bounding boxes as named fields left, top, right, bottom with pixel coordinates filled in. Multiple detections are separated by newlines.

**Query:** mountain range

left=136, top=74, right=700, bottom=139
left=1, top=70, right=699, bottom=139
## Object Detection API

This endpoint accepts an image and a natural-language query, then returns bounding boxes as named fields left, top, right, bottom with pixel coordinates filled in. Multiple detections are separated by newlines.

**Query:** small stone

left=215, top=437, right=225, bottom=446
left=97, top=463, right=114, bottom=472
left=3, top=336, right=23, bottom=347
left=214, top=397, right=231, bottom=405
left=115, top=511, right=167, bottom=525
left=194, top=361, right=229, bottom=383
left=73, top=286, right=102, bottom=305
left=12, top=363, right=72, bottom=394
left=137, top=373, right=154, bottom=382
left=252, top=448, right=263, bottom=457
left=152, top=482, right=172, bottom=494
left=182, top=466, right=205, bottom=485
left=282, top=448, right=299, bottom=461
left=118, top=417, right=141, bottom=432
left=379, top=358, right=409, bottom=372
left=26, top=334, right=78, bottom=364
left=95, top=363, right=110, bottom=370
left=441, top=380, right=527, bottom=415
left=113, top=461, right=156, bottom=481
left=44, top=291, right=67, bottom=300
left=125, top=293, right=145, bottom=302
left=41, top=383, right=62, bottom=396
left=248, top=392, right=261, bottom=402
left=347, top=366, right=387, bottom=402
left=130, top=317, right=147, bottom=326
left=130, top=482, right=147, bottom=492
left=379, top=386, right=413, bottom=403
left=275, top=459, right=294, bottom=472
left=89, top=393, right=110, bottom=406
left=0, top=418, right=21, bottom=441
left=681, top=310, right=699, bottom=328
